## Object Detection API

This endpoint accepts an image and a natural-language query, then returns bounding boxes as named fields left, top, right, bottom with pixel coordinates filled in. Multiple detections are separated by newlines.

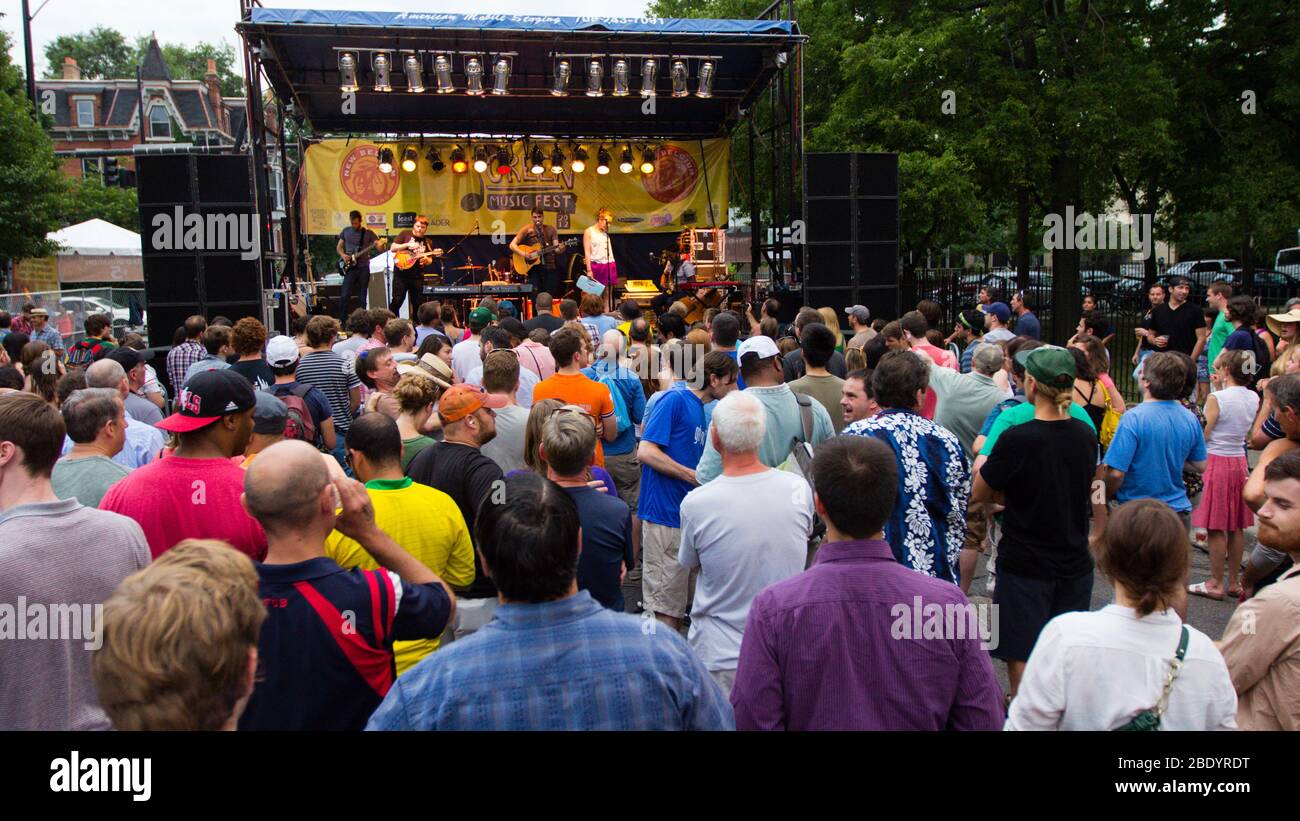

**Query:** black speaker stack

left=803, top=152, right=900, bottom=327
left=136, top=153, right=264, bottom=347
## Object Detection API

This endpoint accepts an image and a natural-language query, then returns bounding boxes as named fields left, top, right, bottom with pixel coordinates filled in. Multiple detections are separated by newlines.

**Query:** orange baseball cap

left=438, top=384, right=509, bottom=423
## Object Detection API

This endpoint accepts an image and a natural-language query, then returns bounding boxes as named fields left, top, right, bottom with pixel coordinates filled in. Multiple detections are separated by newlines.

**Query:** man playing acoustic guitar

left=390, top=215, right=443, bottom=320
left=509, top=207, right=563, bottom=312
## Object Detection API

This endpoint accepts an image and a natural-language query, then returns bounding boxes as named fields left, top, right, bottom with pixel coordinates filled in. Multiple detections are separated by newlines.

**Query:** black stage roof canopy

left=238, top=9, right=803, bottom=139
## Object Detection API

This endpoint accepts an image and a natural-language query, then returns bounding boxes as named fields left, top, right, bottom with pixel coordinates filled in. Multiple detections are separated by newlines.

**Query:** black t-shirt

left=523, top=313, right=565, bottom=334
left=517, top=224, right=560, bottom=269
left=563, top=485, right=634, bottom=610
left=394, top=230, right=439, bottom=276
left=338, top=227, right=377, bottom=272
left=405, top=441, right=503, bottom=599
left=1142, top=301, right=1203, bottom=356
left=229, top=359, right=276, bottom=391
left=979, top=418, right=1098, bottom=580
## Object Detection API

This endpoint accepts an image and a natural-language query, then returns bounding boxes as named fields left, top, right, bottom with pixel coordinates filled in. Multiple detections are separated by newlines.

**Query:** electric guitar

left=512, top=237, right=580, bottom=276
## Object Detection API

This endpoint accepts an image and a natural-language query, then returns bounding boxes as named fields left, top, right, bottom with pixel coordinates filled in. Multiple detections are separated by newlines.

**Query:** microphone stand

left=442, top=222, right=480, bottom=286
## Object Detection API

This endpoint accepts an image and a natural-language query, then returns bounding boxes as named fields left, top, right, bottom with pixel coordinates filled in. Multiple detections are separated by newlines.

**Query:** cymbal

left=448, top=264, right=488, bottom=271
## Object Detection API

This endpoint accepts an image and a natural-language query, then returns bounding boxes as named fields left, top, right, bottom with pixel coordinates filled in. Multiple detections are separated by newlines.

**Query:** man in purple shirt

left=730, top=435, right=1005, bottom=730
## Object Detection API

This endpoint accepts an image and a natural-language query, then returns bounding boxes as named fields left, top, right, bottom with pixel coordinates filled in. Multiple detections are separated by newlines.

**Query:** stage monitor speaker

left=804, top=152, right=899, bottom=325
left=136, top=152, right=264, bottom=350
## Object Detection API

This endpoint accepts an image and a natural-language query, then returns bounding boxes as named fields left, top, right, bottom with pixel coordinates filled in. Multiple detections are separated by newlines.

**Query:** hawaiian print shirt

left=842, top=408, right=970, bottom=584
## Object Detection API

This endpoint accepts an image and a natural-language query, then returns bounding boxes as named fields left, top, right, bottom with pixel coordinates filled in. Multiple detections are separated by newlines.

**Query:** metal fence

left=914, top=263, right=1300, bottom=403
left=0, top=288, right=148, bottom=348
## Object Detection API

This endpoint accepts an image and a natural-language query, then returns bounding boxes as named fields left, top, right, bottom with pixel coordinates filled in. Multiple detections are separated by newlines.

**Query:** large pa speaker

left=136, top=153, right=264, bottom=347
left=804, top=152, right=899, bottom=326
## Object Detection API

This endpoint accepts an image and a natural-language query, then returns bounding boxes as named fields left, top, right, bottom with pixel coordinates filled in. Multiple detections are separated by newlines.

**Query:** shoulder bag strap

left=1153, top=625, right=1191, bottom=721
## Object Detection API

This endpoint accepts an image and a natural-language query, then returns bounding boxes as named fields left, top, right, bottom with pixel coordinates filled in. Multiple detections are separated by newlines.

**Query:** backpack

left=1248, top=332, right=1272, bottom=391
left=784, top=393, right=827, bottom=565
left=66, top=339, right=101, bottom=369
left=275, top=384, right=318, bottom=444
left=594, top=368, right=633, bottom=435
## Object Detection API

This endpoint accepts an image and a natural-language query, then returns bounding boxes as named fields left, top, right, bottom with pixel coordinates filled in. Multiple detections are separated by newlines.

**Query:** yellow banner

left=303, top=138, right=729, bottom=236
left=13, top=257, right=58, bottom=294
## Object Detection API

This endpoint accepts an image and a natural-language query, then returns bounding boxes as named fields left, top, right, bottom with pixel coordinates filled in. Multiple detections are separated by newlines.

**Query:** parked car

left=1276, top=247, right=1300, bottom=277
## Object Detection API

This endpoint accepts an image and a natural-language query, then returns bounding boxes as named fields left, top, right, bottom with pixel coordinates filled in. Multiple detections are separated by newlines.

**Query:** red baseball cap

left=156, top=369, right=257, bottom=433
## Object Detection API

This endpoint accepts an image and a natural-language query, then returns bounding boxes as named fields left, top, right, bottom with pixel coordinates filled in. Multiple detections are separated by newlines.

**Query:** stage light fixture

left=403, top=53, right=424, bottom=92
left=640, top=58, right=657, bottom=97
left=373, top=52, right=392, bottom=92
left=401, top=146, right=418, bottom=173
left=612, top=59, right=630, bottom=96
left=450, top=146, right=467, bottom=173
left=550, top=146, right=565, bottom=174
left=377, top=147, right=395, bottom=175
left=472, top=146, right=489, bottom=173
left=434, top=54, right=454, bottom=93
left=495, top=146, right=512, bottom=176
left=427, top=147, right=444, bottom=172
left=571, top=145, right=588, bottom=173
left=697, top=60, right=716, bottom=98
left=670, top=60, right=688, bottom=97
left=640, top=146, right=656, bottom=174
left=551, top=60, right=571, bottom=96
left=596, top=146, right=611, bottom=175
left=492, top=57, right=511, bottom=95
left=530, top=145, right=546, bottom=175
left=586, top=59, right=604, bottom=97
left=465, top=57, right=485, bottom=96
left=619, top=146, right=634, bottom=174
left=338, top=52, right=359, bottom=92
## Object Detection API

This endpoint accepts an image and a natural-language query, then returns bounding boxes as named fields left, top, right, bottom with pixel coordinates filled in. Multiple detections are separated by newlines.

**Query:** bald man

left=237, top=440, right=455, bottom=731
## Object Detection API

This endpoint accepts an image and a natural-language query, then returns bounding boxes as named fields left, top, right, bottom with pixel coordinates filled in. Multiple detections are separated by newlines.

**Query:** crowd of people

left=1, top=276, right=1298, bottom=732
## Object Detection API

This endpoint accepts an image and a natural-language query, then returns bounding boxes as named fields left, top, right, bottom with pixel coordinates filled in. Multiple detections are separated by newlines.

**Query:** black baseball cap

left=157, top=369, right=256, bottom=433
left=105, top=348, right=150, bottom=370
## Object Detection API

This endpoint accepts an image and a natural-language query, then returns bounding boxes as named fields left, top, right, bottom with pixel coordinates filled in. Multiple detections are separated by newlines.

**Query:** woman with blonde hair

left=817, top=306, right=844, bottom=353
left=393, top=372, right=442, bottom=469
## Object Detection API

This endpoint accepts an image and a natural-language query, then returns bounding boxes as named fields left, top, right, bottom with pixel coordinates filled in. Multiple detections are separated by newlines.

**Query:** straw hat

left=396, top=353, right=453, bottom=389
left=1266, top=308, right=1300, bottom=337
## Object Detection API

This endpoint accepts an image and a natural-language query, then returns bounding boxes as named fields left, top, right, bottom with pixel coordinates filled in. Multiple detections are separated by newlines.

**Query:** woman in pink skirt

left=1189, top=349, right=1260, bottom=600
left=584, top=208, right=618, bottom=312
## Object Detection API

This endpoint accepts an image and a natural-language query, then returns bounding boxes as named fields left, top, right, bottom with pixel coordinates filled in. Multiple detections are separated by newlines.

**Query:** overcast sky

left=6, top=0, right=652, bottom=78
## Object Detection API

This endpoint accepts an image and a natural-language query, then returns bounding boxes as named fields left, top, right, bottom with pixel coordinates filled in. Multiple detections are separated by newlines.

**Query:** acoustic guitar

left=512, top=237, right=580, bottom=276
left=394, top=246, right=444, bottom=271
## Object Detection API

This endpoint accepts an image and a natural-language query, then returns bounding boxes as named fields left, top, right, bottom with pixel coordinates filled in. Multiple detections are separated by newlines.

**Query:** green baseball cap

left=1014, top=345, right=1076, bottom=388
left=468, top=306, right=494, bottom=324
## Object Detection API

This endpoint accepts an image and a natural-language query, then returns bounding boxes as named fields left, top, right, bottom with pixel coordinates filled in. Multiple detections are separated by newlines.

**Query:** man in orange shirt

left=533, top=327, right=618, bottom=466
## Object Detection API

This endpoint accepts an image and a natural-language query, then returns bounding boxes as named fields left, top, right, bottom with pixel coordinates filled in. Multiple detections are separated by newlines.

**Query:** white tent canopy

left=48, top=219, right=142, bottom=257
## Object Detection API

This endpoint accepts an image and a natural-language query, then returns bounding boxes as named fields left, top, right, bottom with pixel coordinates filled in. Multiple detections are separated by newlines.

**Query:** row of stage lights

left=376, top=143, right=659, bottom=176
left=336, top=50, right=718, bottom=98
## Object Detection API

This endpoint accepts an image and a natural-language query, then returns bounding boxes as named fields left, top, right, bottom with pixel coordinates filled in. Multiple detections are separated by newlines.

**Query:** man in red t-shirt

left=100, top=369, right=266, bottom=560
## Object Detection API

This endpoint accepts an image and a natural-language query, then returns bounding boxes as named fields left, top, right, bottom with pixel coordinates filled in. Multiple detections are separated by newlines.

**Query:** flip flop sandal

left=1187, top=581, right=1225, bottom=601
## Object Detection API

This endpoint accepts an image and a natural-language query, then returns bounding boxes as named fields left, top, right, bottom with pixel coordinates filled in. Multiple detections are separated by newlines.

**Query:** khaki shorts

left=603, top=450, right=641, bottom=514
left=642, top=521, right=692, bottom=619
left=964, top=501, right=991, bottom=553
left=709, top=668, right=737, bottom=698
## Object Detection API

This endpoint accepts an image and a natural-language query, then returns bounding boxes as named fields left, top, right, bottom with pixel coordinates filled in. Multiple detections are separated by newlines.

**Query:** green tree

left=1, top=28, right=68, bottom=262
left=60, top=177, right=139, bottom=232
left=43, top=26, right=136, bottom=79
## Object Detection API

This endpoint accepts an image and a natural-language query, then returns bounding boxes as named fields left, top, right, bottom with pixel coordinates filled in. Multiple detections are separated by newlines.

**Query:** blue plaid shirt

left=842, top=408, right=970, bottom=584
left=366, top=591, right=734, bottom=731
left=30, top=325, right=64, bottom=352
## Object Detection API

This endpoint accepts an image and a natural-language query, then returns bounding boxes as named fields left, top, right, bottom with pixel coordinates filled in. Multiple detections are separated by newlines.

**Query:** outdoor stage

left=234, top=4, right=805, bottom=321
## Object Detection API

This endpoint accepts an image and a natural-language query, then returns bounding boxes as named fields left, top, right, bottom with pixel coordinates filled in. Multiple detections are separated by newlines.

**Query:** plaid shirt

left=365, top=591, right=734, bottom=731
left=29, top=325, right=64, bottom=352
left=166, top=341, right=206, bottom=391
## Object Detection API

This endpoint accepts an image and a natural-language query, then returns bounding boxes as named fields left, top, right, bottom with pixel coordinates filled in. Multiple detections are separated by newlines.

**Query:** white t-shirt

left=678, top=469, right=814, bottom=671
left=585, top=225, right=612, bottom=263
left=451, top=337, right=482, bottom=383
left=1206, top=385, right=1259, bottom=457
left=465, top=364, right=538, bottom=409
left=1005, top=605, right=1237, bottom=731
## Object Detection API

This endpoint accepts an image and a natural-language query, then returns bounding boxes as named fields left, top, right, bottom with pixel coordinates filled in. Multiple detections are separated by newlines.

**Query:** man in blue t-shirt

left=636, top=350, right=738, bottom=631
left=1104, top=351, right=1207, bottom=515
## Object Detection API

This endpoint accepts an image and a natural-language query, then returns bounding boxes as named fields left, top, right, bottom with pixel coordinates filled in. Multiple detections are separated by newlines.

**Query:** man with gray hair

left=924, top=343, right=1009, bottom=458
left=52, top=388, right=129, bottom=507
left=543, top=408, right=633, bottom=610
left=678, top=390, right=816, bottom=694
left=71, top=359, right=164, bottom=469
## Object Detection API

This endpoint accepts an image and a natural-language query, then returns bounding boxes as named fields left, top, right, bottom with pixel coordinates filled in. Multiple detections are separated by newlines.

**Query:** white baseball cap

left=265, top=335, right=300, bottom=368
left=738, top=334, right=781, bottom=363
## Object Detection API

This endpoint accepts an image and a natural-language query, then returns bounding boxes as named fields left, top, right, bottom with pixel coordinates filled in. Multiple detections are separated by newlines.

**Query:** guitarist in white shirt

left=509, top=208, right=563, bottom=311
